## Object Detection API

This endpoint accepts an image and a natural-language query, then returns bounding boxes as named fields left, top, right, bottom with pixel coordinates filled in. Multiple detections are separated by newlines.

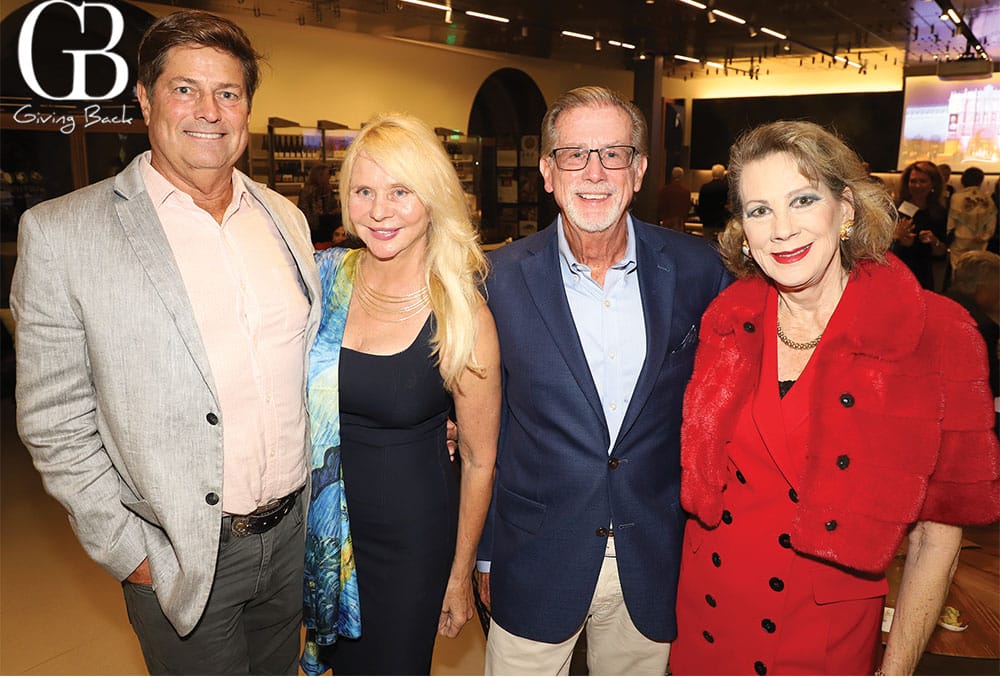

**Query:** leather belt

left=225, top=488, right=302, bottom=537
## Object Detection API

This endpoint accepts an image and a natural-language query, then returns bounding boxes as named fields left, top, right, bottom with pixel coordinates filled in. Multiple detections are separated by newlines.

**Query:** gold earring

left=840, top=219, right=854, bottom=241
left=742, top=239, right=750, bottom=257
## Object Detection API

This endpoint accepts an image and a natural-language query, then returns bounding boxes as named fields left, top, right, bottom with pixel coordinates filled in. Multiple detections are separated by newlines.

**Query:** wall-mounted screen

left=898, top=74, right=999, bottom=172
left=690, top=92, right=903, bottom=172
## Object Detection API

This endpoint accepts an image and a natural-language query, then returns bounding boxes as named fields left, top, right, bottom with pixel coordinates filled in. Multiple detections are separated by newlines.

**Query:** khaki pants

left=485, top=537, right=670, bottom=676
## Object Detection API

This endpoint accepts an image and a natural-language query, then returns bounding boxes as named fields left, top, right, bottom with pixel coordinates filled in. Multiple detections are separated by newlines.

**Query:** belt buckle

left=231, top=517, right=251, bottom=537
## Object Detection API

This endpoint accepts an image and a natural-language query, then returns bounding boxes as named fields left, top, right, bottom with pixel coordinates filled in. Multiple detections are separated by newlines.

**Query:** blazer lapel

left=615, top=226, right=674, bottom=446
left=519, top=227, right=607, bottom=432
left=112, top=159, right=218, bottom=398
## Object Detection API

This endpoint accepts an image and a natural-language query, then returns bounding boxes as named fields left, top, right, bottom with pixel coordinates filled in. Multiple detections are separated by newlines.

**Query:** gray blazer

left=11, top=155, right=321, bottom=636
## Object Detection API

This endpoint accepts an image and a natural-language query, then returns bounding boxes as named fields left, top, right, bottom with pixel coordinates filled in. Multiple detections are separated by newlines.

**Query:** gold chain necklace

left=354, top=254, right=430, bottom=323
left=776, top=319, right=822, bottom=351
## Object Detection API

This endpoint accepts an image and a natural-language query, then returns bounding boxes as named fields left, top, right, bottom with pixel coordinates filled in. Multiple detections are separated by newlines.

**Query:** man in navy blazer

left=476, top=86, right=729, bottom=674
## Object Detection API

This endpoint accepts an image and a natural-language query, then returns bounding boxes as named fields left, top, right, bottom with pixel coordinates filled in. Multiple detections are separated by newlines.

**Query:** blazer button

left=205, top=492, right=220, bottom=505
left=825, top=519, right=838, bottom=531
left=769, top=577, right=785, bottom=592
left=761, top=618, right=776, bottom=633
left=839, top=393, right=855, bottom=408
left=608, top=457, right=620, bottom=469
left=836, top=454, right=850, bottom=470
left=788, top=488, right=799, bottom=503
left=778, top=533, right=792, bottom=548
left=721, top=510, right=733, bottom=525
left=206, top=412, right=219, bottom=425
left=596, top=527, right=609, bottom=537
left=754, top=660, right=768, bottom=675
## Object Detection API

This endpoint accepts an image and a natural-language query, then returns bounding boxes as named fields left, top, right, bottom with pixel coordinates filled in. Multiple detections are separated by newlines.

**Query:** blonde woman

left=301, top=113, right=500, bottom=675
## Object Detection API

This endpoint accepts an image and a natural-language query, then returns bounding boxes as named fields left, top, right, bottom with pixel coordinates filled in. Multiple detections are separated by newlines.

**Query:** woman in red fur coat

left=670, top=121, right=999, bottom=676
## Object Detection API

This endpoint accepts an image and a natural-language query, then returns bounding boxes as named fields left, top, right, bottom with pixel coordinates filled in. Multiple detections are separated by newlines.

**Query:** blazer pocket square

left=669, top=324, right=698, bottom=354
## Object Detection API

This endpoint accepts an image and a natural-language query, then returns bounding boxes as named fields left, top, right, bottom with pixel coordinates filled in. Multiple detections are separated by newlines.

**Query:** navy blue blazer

left=478, top=217, right=729, bottom=643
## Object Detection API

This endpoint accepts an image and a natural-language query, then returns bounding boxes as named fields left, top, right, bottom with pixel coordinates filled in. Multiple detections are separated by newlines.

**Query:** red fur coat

left=681, top=254, right=1000, bottom=574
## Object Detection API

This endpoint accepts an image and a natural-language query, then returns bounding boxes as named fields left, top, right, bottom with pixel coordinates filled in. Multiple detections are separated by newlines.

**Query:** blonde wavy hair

left=339, top=112, right=488, bottom=392
left=719, top=120, right=896, bottom=279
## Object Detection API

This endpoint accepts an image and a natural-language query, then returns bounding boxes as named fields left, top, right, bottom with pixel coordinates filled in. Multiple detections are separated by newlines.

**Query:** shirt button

left=778, top=533, right=792, bottom=549
left=206, top=412, right=219, bottom=425
left=610, top=403, right=617, bottom=411
left=603, top=300, right=611, bottom=308
left=609, top=351, right=616, bottom=359
left=721, top=510, right=733, bottom=525
left=705, top=594, right=717, bottom=607
left=736, top=470, right=747, bottom=484
left=839, top=393, right=855, bottom=407
left=836, top=454, right=850, bottom=469
left=769, top=577, right=785, bottom=592
left=711, top=552, right=722, bottom=567
left=788, top=488, right=799, bottom=503
left=205, top=492, right=220, bottom=505
left=754, top=660, right=768, bottom=675
left=743, top=322, right=756, bottom=333
left=761, top=618, right=776, bottom=633
left=825, top=519, right=838, bottom=531
left=703, top=630, right=715, bottom=643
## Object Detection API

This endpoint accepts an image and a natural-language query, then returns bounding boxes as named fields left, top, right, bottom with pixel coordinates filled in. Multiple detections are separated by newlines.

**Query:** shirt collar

left=138, top=150, right=248, bottom=211
left=557, top=213, right=638, bottom=274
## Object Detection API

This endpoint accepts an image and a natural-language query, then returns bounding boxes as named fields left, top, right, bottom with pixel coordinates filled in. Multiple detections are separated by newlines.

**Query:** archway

left=468, top=69, right=553, bottom=242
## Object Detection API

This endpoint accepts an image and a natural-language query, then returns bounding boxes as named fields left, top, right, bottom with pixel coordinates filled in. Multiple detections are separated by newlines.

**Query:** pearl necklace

left=354, top=255, right=430, bottom=323
left=776, top=319, right=822, bottom=351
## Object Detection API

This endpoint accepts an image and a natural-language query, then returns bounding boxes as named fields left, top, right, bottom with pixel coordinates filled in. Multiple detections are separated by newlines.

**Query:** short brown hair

left=718, top=120, right=896, bottom=279
left=137, top=10, right=263, bottom=104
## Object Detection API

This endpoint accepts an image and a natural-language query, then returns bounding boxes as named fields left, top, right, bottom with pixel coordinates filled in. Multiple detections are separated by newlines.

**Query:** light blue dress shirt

left=556, top=215, right=647, bottom=452
left=477, top=217, right=647, bottom=573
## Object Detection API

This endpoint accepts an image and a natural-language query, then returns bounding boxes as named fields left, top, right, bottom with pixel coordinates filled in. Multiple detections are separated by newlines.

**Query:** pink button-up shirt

left=140, top=153, right=309, bottom=514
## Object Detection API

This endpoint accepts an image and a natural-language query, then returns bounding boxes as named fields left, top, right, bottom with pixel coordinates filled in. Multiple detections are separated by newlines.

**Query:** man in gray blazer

left=11, top=11, right=319, bottom=674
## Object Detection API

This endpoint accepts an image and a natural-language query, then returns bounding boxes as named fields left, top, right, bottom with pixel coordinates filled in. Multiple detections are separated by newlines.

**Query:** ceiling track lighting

left=712, top=9, right=745, bottom=25
left=398, top=0, right=450, bottom=10
left=465, top=10, right=509, bottom=24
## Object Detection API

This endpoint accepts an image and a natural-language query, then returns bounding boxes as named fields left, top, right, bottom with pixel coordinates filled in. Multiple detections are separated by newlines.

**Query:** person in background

left=862, top=161, right=884, bottom=185
left=658, top=165, right=693, bottom=232
left=696, top=163, right=730, bottom=241
left=946, top=166, right=998, bottom=271
left=892, top=160, right=948, bottom=289
left=671, top=120, right=998, bottom=676
left=299, top=163, right=338, bottom=244
left=301, top=112, right=500, bottom=676
left=12, top=11, right=318, bottom=674
left=937, top=162, right=955, bottom=210
left=476, top=86, right=729, bottom=675
left=947, top=251, right=999, bottom=428
left=331, top=223, right=349, bottom=246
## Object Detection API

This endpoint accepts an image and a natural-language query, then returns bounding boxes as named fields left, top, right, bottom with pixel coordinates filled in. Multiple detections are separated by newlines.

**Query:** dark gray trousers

left=122, top=494, right=305, bottom=675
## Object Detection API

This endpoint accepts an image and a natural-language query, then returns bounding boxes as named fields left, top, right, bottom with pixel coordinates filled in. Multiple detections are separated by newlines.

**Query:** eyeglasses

left=550, top=145, right=637, bottom=171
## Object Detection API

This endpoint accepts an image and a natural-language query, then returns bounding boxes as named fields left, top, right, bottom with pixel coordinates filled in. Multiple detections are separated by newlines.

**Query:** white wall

left=129, top=2, right=633, bottom=134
